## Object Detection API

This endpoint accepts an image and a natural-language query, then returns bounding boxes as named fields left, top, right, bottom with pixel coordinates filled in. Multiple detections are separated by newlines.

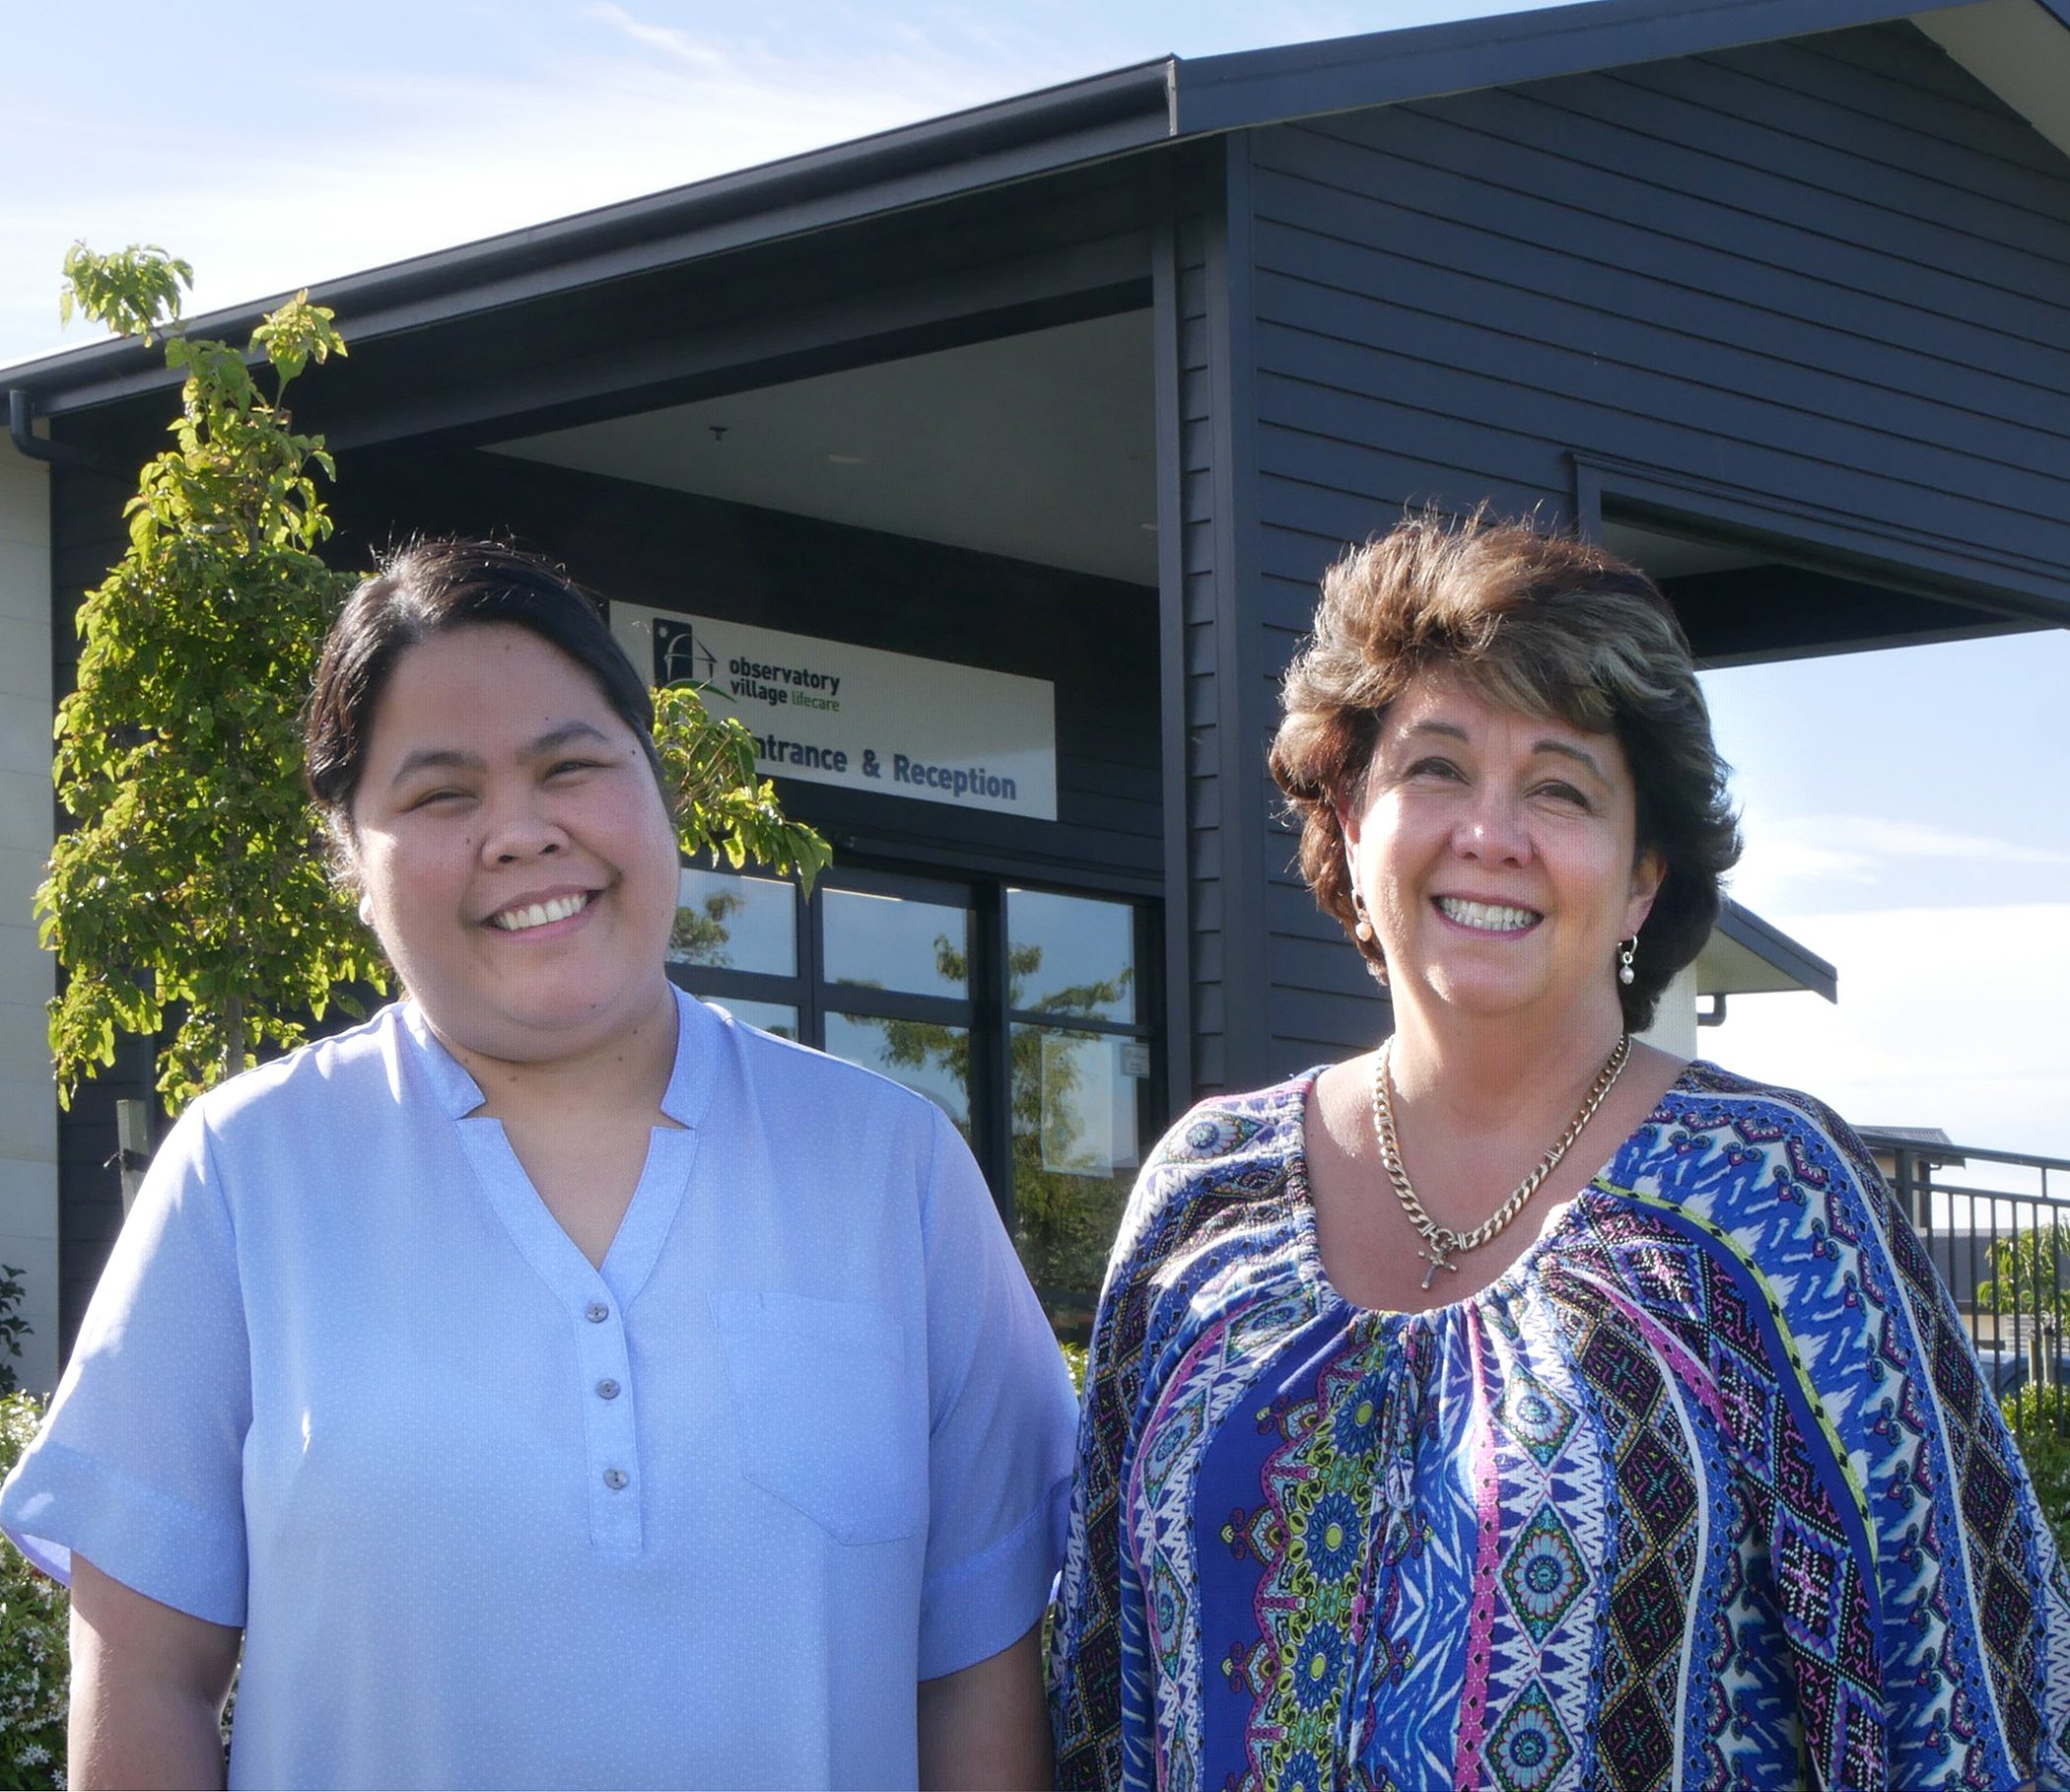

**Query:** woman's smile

left=485, top=888, right=599, bottom=933
left=1431, top=894, right=1542, bottom=934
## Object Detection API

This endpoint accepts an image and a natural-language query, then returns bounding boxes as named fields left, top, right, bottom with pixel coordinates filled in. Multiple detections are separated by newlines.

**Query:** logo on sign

left=654, top=618, right=716, bottom=687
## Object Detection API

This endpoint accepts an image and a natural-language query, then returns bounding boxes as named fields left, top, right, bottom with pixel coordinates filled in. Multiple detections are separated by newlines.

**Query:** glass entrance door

left=666, top=862, right=1158, bottom=1337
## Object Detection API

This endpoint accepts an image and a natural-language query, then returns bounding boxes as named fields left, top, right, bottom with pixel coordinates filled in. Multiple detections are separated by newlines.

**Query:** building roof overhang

left=1699, top=899, right=1840, bottom=1001
left=8, top=0, right=2067, bottom=421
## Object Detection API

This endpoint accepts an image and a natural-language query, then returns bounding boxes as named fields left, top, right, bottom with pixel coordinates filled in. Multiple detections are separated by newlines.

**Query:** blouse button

left=585, top=1301, right=610, bottom=1323
left=603, top=1468, right=629, bottom=1491
left=596, top=1378, right=622, bottom=1401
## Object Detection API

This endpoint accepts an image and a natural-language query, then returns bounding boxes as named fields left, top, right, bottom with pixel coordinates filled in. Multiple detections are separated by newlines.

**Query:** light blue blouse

left=2, top=989, right=1077, bottom=1789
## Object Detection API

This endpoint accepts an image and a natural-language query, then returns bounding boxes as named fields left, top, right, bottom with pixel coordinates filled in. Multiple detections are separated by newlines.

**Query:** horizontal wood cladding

left=1241, top=22, right=2070, bottom=586
left=1236, top=19, right=2070, bottom=1078
left=1173, top=205, right=1231, bottom=1097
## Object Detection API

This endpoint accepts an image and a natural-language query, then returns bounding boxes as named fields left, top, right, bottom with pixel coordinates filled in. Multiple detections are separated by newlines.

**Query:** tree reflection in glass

left=876, top=934, right=1138, bottom=1340
left=669, top=869, right=796, bottom=973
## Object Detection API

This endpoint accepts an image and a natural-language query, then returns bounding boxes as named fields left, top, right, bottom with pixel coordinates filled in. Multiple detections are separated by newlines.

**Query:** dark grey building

left=5, top=0, right=2067, bottom=1365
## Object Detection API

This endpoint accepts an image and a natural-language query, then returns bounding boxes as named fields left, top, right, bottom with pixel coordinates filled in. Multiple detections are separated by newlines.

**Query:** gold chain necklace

left=1371, top=1031, right=1631, bottom=1291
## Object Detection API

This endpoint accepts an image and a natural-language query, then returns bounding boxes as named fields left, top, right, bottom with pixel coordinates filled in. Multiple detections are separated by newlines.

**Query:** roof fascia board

left=11, top=60, right=1175, bottom=417
left=1718, top=898, right=1839, bottom=999
left=1170, top=0, right=1984, bottom=134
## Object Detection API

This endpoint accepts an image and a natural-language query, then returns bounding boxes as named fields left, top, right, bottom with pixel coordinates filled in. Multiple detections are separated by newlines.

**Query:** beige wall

left=1635, top=961, right=1700, bottom=1063
left=0, top=444, right=57, bottom=1394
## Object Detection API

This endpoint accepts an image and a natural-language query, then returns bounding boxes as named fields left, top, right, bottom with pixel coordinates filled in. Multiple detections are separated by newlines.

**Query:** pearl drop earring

left=1351, top=891, right=1374, bottom=943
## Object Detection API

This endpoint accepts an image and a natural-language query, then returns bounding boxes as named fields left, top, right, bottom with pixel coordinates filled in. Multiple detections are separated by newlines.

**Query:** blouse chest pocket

left=709, top=1289, right=926, bottom=1546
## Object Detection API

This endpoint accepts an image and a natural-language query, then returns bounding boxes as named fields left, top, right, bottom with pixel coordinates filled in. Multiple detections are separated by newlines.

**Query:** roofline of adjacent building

left=1718, top=896, right=1839, bottom=1001
left=5, top=0, right=2040, bottom=420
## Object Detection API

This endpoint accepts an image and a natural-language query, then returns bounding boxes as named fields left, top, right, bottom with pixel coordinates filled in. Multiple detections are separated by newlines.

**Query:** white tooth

left=494, top=893, right=586, bottom=931
left=1438, top=897, right=1537, bottom=932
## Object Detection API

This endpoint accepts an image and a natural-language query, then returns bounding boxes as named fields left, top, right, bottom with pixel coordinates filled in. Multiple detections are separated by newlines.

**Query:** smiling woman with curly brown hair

left=1048, top=510, right=2070, bottom=1792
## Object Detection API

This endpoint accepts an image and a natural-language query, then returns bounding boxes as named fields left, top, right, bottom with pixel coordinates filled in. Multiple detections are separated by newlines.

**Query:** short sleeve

left=915, top=1104, right=1077, bottom=1681
left=0, top=1102, right=251, bottom=1625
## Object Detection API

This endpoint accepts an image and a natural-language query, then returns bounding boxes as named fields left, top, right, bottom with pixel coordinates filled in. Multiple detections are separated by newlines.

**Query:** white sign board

left=611, top=603, right=1058, bottom=821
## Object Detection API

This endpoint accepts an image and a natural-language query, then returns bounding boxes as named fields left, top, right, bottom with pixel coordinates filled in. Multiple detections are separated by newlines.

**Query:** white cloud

left=1703, top=902, right=2070, bottom=1161
left=1780, top=815, right=2070, bottom=866
left=583, top=3, right=739, bottom=72
left=1726, top=813, right=2070, bottom=914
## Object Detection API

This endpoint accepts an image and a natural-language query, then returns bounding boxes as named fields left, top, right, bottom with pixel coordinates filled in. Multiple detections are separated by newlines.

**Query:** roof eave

left=1717, top=897, right=1840, bottom=1001
left=1170, top=0, right=1988, bottom=134
left=6, top=57, right=1177, bottom=416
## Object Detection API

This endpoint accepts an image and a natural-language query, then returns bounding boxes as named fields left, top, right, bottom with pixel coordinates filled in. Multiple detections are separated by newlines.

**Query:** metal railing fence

left=1863, top=1132, right=2070, bottom=1445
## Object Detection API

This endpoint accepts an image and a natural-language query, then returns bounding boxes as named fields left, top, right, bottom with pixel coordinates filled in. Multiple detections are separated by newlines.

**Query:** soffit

left=489, top=311, right=1159, bottom=586
left=1914, top=0, right=2070, bottom=161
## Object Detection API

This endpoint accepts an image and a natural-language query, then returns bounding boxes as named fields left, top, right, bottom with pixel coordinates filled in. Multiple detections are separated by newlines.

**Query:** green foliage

left=873, top=936, right=1132, bottom=1332
left=2003, top=1385, right=2070, bottom=1563
left=37, top=246, right=385, bottom=1114
left=0, top=1272, right=26, bottom=1399
left=1060, top=1340, right=1087, bottom=1395
left=652, top=685, right=830, bottom=891
left=0, top=1395, right=67, bottom=1788
left=58, top=241, right=190, bottom=345
left=1976, top=1220, right=2070, bottom=1322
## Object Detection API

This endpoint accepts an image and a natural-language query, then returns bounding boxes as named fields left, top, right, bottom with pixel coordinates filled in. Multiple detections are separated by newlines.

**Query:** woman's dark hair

left=306, top=539, right=663, bottom=842
left=1269, top=509, right=1742, bottom=1032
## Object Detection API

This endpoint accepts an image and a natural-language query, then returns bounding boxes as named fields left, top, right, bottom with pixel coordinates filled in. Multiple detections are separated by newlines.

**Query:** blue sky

left=7, top=0, right=2066, bottom=1156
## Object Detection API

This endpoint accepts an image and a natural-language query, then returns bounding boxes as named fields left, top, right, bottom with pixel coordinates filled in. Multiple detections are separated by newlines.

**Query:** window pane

left=672, top=868, right=795, bottom=975
left=703, top=996, right=798, bottom=1041
left=826, top=1011, right=971, bottom=1138
left=1010, top=1023, right=1144, bottom=1339
left=823, top=889, right=970, bottom=999
left=1007, top=889, right=1135, bottom=1023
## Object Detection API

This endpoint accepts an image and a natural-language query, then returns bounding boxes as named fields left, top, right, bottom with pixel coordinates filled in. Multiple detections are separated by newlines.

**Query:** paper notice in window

left=1040, top=1034, right=1115, bottom=1177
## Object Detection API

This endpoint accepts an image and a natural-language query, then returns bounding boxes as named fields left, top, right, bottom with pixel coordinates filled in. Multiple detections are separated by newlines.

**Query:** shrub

left=2004, top=1386, right=2070, bottom=1564
left=0, top=1393, right=66, bottom=1788
left=0, top=1270, right=26, bottom=1398
left=1059, top=1340, right=1087, bottom=1396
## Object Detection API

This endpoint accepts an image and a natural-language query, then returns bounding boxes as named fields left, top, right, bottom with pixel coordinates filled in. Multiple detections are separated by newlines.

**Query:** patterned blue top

left=1048, top=1062, right=2070, bottom=1791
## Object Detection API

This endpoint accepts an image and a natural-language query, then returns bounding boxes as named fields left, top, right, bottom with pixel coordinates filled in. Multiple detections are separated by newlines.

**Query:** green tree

left=37, top=244, right=382, bottom=1112
left=1976, top=1218, right=2070, bottom=1323
left=874, top=936, right=1133, bottom=1330
left=39, top=244, right=830, bottom=1116
left=652, top=688, right=829, bottom=901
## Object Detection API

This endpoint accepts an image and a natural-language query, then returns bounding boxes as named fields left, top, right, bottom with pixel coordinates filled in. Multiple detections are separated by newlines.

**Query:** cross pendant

left=1419, top=1243, right=1459, bottom=1291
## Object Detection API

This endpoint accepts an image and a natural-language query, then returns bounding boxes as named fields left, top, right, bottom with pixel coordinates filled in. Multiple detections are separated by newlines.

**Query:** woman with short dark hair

left=1048, top=511, right=2070, bottom=1790
left=6, top=539, right=1074, bottom=1789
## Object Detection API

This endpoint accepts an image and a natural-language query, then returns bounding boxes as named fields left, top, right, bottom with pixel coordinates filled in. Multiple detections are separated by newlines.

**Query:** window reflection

left=826, top=1011, right=971, bottom=1137
left=824, top=890, right=970, bottom=999
left=1010, top=1022, right=1142, bottom=1338
left=1006, top=889, right=1135, bottom=1022
left=672, top=868, right=795, bottom=975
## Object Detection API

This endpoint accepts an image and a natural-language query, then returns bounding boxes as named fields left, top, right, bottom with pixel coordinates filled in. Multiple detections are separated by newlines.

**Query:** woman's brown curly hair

left=1269, top=510, right=1742, bottom=1032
